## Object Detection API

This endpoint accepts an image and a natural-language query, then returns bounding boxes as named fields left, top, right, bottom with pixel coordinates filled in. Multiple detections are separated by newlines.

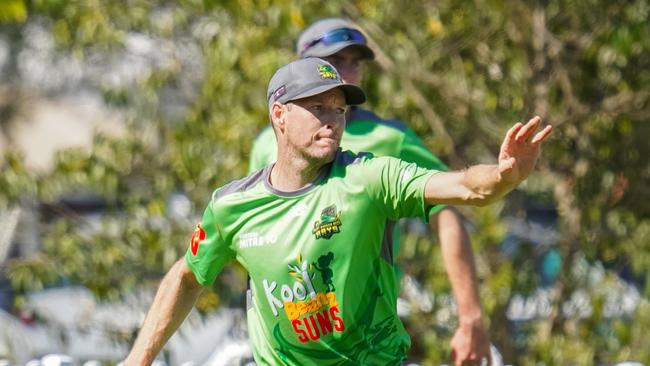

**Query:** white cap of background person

left=297, top=17, right=375, bottom=60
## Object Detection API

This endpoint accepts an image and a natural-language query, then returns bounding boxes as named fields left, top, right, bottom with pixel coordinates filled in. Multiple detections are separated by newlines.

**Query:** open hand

left=498, top=116, right=553, bottom=185
left=450, top=321, right=491, bottom=366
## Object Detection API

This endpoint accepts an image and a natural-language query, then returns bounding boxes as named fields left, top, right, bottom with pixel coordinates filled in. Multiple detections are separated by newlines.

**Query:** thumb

left=499, top=157, right=516, bottom=174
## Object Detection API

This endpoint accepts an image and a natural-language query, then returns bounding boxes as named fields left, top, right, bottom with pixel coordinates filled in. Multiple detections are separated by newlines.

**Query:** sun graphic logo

left=318, top=64, right=338, bottom=80
left=190, top=223, right=206, bottom=256
left=312, top=205, right=342, bottom=239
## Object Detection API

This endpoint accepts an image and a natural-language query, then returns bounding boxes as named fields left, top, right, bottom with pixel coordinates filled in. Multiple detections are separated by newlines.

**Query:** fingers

left=504, top=122, right=524, bottom=143
left=515, top=116, right=541, bottom=142
left=500, top=122, right=523, bottom=159
left=456, top=356, right=490, bottom=366
left=451, top=341, right=493, bottom=366
left=531, top=124, right=553, bottom=144
left=509, top=116, right=553, bottom=145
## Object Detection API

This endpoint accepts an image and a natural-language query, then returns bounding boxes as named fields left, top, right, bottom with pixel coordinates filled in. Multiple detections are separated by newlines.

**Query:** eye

left=310, top=104, right=323, bottom=112
left=336, top=107, right=346, bottom=115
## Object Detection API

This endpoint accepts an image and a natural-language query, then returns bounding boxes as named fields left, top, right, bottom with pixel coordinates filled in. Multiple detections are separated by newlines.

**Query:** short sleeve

left=184, top=200, right=236, bottom=286
left=399, top=128, right=449, bottom=217
left=364, top=156, right=441, bottom=223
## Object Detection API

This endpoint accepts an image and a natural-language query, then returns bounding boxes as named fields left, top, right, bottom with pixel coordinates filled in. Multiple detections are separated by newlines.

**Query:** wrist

left=458, top=311, right=484, bottom=327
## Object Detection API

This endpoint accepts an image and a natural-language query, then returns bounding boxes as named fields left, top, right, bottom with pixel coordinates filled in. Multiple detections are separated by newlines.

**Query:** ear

left=270, top=102, right=286, bottom=133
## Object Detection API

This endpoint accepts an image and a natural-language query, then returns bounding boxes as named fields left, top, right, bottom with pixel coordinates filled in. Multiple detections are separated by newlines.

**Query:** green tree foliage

left=1, top=0, right=649, bottom=364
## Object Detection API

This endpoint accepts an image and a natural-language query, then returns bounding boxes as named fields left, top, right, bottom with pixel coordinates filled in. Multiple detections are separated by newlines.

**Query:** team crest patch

left=312, top=205, right=342, bottom=239
left=190, top=223, right=206, bottom=256
left=318, top=64, right=338, bottom=80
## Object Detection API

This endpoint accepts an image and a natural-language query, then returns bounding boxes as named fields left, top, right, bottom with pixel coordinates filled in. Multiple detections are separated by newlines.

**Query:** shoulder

left=331, top=149, right=401, bottom=173
left=332, top=149, right=375, bottom=167
left=349, top=107, right=410, bottom=133
left=211, top=167, right=268, bottom=203
left=328, top=151, right=401, bottom=193
left=348, top=108, right=443, bottom=164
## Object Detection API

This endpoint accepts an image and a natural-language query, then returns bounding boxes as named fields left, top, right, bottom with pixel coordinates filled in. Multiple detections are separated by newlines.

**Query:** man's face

left=282, top=88, right=347, bottom=164
left=323, top=47, right=365, bottom=86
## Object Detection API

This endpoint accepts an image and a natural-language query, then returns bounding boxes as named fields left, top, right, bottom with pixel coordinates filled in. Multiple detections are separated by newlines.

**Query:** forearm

left=434, top=208, right=483, bottom=324
left=125, top=259, right=204, bottom=366
left=424, top=164, right=515, bottom=207
left=461, top=164, right=517, bottom=206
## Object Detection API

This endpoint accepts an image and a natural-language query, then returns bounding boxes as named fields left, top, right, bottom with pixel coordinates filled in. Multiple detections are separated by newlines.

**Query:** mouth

left=318, top=132, right=339, bottom=140
left=315, top=130, right=338, bottom=140
left=314, top=134, right=340, bottom=148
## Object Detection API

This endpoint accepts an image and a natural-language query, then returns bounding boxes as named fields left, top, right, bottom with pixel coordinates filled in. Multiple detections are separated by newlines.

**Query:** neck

left=270, top=153, right=329, bottom=191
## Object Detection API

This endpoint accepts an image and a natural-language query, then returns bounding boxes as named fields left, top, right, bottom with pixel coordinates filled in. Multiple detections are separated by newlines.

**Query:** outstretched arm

left=124, top=258, right=205, bottom=366
left=424, top=116, right=553, bottom=206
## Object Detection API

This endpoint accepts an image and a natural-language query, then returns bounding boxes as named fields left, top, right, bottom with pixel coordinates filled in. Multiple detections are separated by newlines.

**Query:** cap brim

left=303, top=42, right=375, bottom=60
left=339, top=83, right=366, bottom=105
left=289, top=83, right=366, bottom=106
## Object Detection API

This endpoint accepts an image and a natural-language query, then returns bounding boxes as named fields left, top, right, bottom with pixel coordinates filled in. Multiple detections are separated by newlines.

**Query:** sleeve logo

left=190, top=223, right=206, bottom=256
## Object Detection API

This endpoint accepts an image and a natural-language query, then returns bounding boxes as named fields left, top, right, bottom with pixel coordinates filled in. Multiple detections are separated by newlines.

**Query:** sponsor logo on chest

left=239, top=231, right=278, bottom=249
left=239, top=203, right=308, bottom=249
left=261, top=252, right=345, bottom=343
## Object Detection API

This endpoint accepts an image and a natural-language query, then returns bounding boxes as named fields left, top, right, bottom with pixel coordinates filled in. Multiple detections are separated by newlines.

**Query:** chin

left=307, top=147, right=338, bottom=164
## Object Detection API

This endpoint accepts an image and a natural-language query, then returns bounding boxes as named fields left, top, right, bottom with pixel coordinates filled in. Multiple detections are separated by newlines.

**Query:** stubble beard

left=304, top=145, right=338, bottom=166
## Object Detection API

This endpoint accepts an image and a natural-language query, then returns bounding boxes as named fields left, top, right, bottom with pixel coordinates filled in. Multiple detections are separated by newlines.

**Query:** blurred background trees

left=1, top=0, right=649, bottom=364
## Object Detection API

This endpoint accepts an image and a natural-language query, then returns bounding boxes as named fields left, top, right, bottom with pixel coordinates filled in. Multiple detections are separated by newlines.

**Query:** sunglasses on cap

left=301, top=28, right=367, bottom=55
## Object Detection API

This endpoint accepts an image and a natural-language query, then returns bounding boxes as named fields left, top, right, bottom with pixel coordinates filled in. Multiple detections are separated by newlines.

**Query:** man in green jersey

left=249, top=18, right=490, bottom=364
left=125, top=57, right=552, bottom=366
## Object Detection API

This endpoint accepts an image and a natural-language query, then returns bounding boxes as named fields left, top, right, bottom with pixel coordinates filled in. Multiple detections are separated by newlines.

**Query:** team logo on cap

left=318, top=65, right=338, bottom=80
left=312, top=204, right=342, bottom=239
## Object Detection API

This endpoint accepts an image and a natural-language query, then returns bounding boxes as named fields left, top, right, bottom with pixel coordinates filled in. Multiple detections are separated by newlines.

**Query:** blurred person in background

left=249, top=18, right=490, bottom=365
left=125, top=56, right=552, bottom=365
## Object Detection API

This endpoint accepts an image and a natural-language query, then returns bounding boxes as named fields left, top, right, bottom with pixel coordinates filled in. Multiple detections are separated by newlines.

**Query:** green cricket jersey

left=186, top=150, right=440, bottom=365
left=249, top=107, right=450, bottom=318
left=248, top=107, right=448, bottom=248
